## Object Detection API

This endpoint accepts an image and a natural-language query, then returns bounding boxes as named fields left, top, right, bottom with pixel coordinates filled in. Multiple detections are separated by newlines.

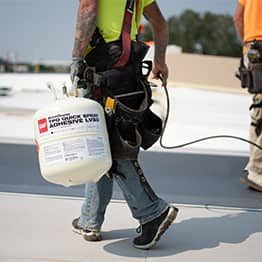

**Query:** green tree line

left=142, top=10, right=242, bottom=57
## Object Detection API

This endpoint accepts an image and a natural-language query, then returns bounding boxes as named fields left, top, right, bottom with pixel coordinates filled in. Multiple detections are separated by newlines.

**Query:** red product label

left=38, top=118, right=48, bottom=134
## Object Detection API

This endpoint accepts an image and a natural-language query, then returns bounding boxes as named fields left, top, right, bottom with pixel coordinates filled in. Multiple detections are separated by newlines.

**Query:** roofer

left=70, top=0, right=179, bottom=249
left=234, top=0, right=262, bottom=192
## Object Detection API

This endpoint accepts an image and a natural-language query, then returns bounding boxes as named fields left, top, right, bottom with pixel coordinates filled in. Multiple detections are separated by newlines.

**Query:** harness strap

left=250, top=100, right=262, bottom=136
left=249, top=101, right=262, bottom=110
left=113, top=0, right=135, bottom=68
left=251, top=120, right=262, bottom=137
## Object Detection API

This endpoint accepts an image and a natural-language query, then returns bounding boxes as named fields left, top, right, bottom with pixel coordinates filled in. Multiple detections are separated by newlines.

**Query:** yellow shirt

left=84, top=0, right=154, bottom=56
left=239, top=0, right=262, bottom=42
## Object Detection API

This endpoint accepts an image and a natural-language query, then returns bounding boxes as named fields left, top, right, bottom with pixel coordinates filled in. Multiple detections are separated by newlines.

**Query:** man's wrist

left=72, top=57, right=83, bottom=64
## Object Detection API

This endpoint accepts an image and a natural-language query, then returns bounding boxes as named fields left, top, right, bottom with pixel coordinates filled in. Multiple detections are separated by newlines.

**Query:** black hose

left=159, top=83, right=262, bottom=151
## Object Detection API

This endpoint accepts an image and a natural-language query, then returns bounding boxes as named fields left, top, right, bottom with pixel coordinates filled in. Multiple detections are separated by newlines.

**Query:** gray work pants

left=245, top=94, right=262, bottom=174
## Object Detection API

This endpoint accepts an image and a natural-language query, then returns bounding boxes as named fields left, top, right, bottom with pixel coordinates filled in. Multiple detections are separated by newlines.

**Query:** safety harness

left=113, top=0, right=135, bottom=67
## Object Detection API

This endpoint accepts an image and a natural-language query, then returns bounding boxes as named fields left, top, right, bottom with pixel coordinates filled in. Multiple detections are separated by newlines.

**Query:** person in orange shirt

left=234, top=0, right=262, bottom=192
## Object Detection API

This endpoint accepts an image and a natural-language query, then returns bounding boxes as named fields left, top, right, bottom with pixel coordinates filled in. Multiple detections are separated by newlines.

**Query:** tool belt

left=237, top=62, right=262, bottom=94
left=80, top=43, right=162, bottom=160
left=236, top=40, right=262, bottom=94
left=102, top=64, right=162, bottom=160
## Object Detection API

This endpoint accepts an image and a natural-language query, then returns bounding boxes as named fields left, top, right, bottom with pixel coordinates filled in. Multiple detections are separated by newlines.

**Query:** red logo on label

left=38, top=118, right=48, bottom=134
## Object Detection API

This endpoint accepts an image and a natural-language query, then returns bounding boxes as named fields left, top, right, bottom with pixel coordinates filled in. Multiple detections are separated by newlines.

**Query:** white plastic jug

left=34, top=88, right=112, bottom=187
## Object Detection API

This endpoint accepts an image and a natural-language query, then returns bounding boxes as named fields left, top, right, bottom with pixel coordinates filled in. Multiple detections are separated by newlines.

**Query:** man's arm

left=233, top=3, right=245, bottom=43
left=143, top=2, right=169, bottom=86
left=70, top=0, right=97, bottom=82
left=72, top=0, right=98, bottom=58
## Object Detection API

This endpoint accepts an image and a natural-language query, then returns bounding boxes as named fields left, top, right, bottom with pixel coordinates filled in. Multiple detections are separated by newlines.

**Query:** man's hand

left=70, top=57, right=86, bottom=82
left=152, top=61, right=169, bottom=86
left=143, top=2, right=169, bottom=87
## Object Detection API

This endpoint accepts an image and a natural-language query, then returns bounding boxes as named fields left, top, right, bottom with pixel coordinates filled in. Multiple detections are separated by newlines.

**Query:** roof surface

left=0, top=73, right=261, bottom=261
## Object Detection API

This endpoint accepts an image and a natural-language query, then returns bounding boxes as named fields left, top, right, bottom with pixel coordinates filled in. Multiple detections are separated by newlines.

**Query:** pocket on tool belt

left=139, top=109, right=163, bottom=150
left=250, top=63, right=262, bottom=93
left=110, top=122, right=142, bottom=160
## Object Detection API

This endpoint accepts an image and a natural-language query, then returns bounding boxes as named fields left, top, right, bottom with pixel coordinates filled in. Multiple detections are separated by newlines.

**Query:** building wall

left=166, top=53, right=242, bottom=91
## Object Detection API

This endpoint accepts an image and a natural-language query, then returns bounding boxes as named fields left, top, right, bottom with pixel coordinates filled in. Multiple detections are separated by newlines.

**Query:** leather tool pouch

left=139, top=109, right=162, bottom=150
left=106, top=68, right=148, bottom=160
left=249, top=63, right=262, bottom=94
left=239, top=66, right=251, bottom=89
left=101, top=65, right=162, bottom=160
left=237, top=63, right=262, bottom=94
left=110, top=120, right=142, bottom=160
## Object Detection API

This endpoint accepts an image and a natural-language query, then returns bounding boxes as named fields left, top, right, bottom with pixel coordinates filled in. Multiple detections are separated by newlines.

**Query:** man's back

left=98, top=0, right=153, bottom=39
left=240, top=0, right=262, bottom=42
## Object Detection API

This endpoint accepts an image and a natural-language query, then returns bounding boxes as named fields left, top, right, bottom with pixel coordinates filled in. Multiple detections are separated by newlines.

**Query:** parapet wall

left=166, top=52, right=242, bottom=92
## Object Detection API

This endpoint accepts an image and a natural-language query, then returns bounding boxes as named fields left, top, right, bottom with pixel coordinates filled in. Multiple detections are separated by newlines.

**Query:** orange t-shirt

left=239, top=0, right=262, bottom=42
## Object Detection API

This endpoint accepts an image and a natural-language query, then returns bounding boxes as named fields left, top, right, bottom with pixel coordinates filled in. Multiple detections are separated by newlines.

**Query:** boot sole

left=240, top=175, right=262, bottom=192
left=72, top=226, right=102, bottom=241
left=134, top=206, right=178, bottom=250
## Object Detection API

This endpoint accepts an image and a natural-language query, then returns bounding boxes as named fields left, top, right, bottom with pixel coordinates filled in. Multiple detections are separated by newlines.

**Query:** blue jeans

left=78, top=159, right=169, bottom=231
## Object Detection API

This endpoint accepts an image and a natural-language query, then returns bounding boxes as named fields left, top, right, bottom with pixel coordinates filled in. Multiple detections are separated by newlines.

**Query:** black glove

left=70, top=57, right=86, bottom=82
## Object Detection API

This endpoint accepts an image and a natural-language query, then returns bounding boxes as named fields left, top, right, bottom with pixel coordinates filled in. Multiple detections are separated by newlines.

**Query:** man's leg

left=113, top=159, right=178, bottom=249
left=72, top=175, right=113, bottom=240
left=243, top=94, right=262, bottom=191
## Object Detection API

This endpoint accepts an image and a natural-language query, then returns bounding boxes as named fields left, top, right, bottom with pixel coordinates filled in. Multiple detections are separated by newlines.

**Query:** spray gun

left=71, top=75, right=93, bottom=98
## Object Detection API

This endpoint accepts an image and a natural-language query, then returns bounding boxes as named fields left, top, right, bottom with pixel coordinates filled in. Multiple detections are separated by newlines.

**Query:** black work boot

left=72, top=217, right=102, bottom=241
left=133, top=206, right=178, bottom=249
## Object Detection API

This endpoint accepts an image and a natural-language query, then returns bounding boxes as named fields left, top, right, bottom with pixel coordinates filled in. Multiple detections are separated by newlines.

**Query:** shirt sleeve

left=239, top=0, right=246, bottom=6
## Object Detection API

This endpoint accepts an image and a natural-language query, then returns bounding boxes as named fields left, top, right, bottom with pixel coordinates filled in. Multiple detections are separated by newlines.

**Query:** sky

left=0, top=0, right=238, bottom=63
